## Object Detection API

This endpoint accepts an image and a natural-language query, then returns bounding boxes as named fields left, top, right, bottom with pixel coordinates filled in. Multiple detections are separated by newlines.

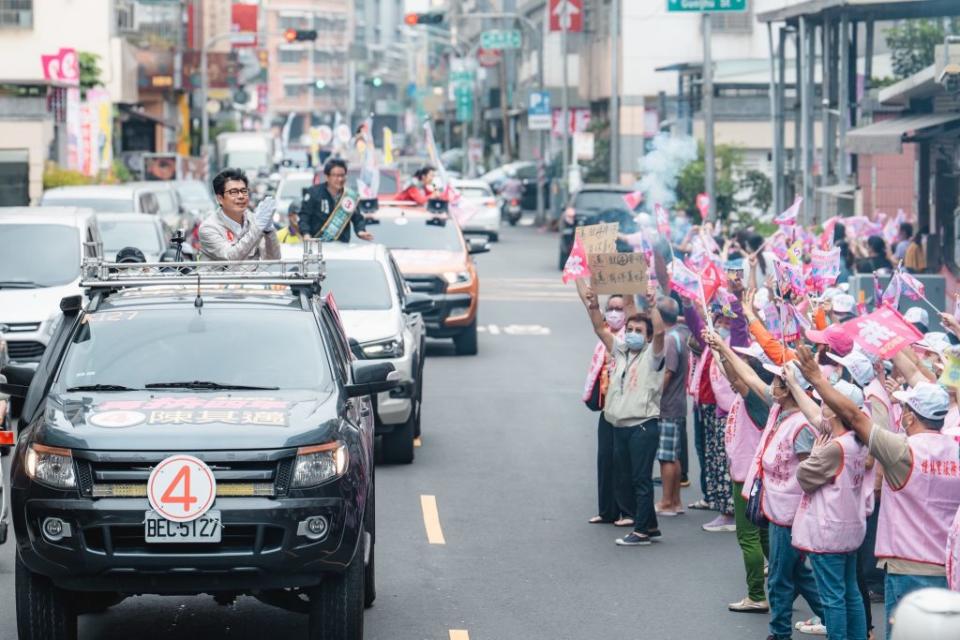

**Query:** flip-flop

left=588, top=516, right=612, bottom=524
left=687, top=499, right=711, bottom=510
left=613, top=518, right=635, bottom=527
left=657, top=509, right=684, bottom=517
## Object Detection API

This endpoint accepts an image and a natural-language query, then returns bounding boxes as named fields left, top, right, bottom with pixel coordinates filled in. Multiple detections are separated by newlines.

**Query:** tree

left=885, top=18, right=959, bottom=80
left=78, top=51, right=103, bottom=99
left=739, top=170, right=772, bottom=213
left=582, top=117, right=610, bottom=184
left=675, top=143, right=742, bottom=221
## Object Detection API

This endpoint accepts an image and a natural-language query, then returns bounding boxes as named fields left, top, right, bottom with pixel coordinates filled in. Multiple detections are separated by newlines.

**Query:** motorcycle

left=502, top=197, right=522, bottom=226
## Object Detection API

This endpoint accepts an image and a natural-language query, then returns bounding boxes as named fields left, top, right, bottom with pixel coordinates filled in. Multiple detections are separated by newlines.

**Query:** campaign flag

left=356, top=117, right=380, bottom=199
left=897, top=267, right=926, bottom=301
left=423, top=121, right=451, bottom=191
left=774, top=196, right=803, bottom=226
left=382, top=127, right=395, bottom=165
left=763, top=302, right=785, bottom=340
left=769, top=232, right=789, bottom=261
left=883, top=210, right=906, bottom=247
left=810, top=247, right=840, bottom=290
left=715, top=286, right=737, bottom=318
left=840, top=305, right=923, bottom=359
left=881, top=273, right=902, bottom=308
left=654, top=203, right=670, bottom=236
left=624, top=191, right=644, bottom=210
left=670, top=258, right=703, bottom=302
left=786, top=239, right=804, bottom=266
left=872, top=273, right=883, bottom=307
left=820, top=216, right=840, bottom=249
left=701, top=260, right=724, bottom=303
left=774, top=258, right=806, bottom=297
left=787, top=303, right=812, bottom=332
left=940, top=348, right=960, bottom=390
left=696, top=193, right=710, bottom=220
left=562, top=236, right=591, bottom=284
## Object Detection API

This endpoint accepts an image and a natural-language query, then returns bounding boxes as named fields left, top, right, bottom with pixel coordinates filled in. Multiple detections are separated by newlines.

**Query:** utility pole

left=560, top=2, right=570, bottom=204
left=702, top=7, right=716, bottom=221
left=609, top=0, right=620, bottom=184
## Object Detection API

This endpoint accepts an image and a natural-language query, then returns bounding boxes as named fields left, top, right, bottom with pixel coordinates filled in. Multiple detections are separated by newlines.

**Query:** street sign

left=480, top=29, right=522, bottom=50
left=667, top=0, right=747, bottom=12
left=476, top=48, right=502, bottom=68
left=549, top=0, right=583, bottom=33
left=528, top=90, right=551, bottom=130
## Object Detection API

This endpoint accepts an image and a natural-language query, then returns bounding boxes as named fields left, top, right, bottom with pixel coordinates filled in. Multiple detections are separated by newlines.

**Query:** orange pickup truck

left=364, top=202, right=488, bottom=355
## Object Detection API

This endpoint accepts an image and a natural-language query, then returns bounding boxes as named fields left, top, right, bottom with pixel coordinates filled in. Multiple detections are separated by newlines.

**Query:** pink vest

left=947, top=506, right=960, bottom=591
left=689, top=352, right=707, bottom=398
left=944, top=405, right=960, bottom=437
left=741, top=407, right=810, bottom=527
left=725, top=396, right=762, bottom=483
left=865, top=379, right=901, bottom=434
left=710, top=355, right=737, bottom=415
left=876, top=433, right=960, bottom=568
left=792, top=432, right=869, bottom=553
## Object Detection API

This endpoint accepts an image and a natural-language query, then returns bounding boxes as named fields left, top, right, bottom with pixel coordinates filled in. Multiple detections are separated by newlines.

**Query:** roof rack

left=80, top=239, right=325, bottom=295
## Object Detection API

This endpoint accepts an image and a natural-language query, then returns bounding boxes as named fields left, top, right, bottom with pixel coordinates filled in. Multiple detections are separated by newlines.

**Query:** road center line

left=488, top=324, right=500, bottom=335
left=420, top=495, right=446, bottom=545
left=449, top=631, right=470, bottom=640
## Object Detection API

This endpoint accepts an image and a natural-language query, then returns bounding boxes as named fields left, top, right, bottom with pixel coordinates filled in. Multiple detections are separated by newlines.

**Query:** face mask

left=717, top=327, right=731, bottom=340
left=625, top=333, right=646, bottom=351
left=605, top=310, right=626, bottom=330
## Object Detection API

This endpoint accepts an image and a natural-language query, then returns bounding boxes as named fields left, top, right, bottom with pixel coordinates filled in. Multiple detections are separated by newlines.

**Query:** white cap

left=916, top=332, right=951, bottom=355
left=822, top=287, right=842, bottom=301
left=814, top=379, right=865, bottom=408
left=832, top=294, right=856, bottom=315
left=893, top=382, right=950, bottom=421
left=763, top=361, right=810, bottom=390
left=890, top=588, right=960, bottom=640
left=904, top=307, right=930, bottom=329
left=733, top=343, right=773, bottom=365
left=826, top=350, right=876, bottom=387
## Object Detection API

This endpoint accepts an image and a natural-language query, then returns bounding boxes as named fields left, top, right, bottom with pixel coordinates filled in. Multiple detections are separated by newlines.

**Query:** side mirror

left=348, top=337, right=364, bottom=359
left=345, top=361, right=401, bottom=398
left=0, top=364, right=36, bottom=399
left=467, top=237, right=489, bottom=255
left=403, top=293, right=435, bottom=314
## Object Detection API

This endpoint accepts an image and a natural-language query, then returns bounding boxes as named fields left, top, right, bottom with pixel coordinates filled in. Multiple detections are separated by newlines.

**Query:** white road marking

left=488, top=324, right=501, bottom=335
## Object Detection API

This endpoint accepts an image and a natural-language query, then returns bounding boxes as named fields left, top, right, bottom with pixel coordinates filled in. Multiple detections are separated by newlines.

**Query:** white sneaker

left=795, top=617, right=827, bottom=635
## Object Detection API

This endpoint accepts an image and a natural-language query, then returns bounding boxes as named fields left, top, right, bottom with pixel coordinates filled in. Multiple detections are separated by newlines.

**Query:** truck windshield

left=58, top=308, right=332, bottom=391
left=368, top=217, right=462, bottom=252
left=0, top=224, right=80, bottom=287
left=323, top=260, right=393, bottom=310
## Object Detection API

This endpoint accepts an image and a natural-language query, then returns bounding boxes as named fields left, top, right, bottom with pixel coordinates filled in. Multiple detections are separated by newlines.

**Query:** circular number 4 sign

left=148, top=455, right=217, bottom=522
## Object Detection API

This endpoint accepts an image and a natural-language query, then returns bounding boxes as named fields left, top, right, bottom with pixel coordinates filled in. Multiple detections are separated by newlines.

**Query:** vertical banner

left=65, top=87, right=83, bottom=172
left=89, top=89, right=113, bottom=174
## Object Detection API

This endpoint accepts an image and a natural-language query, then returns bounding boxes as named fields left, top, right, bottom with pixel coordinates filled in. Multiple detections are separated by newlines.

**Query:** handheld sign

left=575, top=222, right=618, bottom=256
left=589, top=252, right=648, bottom=295
left=148, top=454, right=217, bottom=523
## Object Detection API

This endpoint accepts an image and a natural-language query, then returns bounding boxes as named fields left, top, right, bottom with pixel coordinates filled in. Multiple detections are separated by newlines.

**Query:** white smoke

left=635, top=134, right=697, bottom=209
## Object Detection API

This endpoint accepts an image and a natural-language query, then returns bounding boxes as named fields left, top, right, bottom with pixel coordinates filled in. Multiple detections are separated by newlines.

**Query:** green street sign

left=480, top=29, right=522, bottom=51
left=667, top=0, right=747, bottom=11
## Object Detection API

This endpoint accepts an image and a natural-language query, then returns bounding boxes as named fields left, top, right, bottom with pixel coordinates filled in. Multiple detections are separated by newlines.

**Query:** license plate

left=144, top=510, right=222, bottom=543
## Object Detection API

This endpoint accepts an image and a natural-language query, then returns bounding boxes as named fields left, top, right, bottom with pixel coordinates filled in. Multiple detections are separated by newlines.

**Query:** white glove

left=254, top=197, right=276, bottom=231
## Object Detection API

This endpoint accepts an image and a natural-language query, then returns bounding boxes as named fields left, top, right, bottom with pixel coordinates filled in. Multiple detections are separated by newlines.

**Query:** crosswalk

left=481, top=277, right=579, bottom=303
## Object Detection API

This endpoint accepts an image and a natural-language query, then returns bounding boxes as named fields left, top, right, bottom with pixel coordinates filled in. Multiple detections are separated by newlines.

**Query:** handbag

left=584, top=375, right=603, bottom=412
left=745, top=474, right=768, bottom=529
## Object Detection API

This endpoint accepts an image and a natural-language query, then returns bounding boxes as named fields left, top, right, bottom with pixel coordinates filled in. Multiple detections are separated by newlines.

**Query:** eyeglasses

left=225, top=188, right=249, bottom=197
left=328, top=172, right=347, bottom=179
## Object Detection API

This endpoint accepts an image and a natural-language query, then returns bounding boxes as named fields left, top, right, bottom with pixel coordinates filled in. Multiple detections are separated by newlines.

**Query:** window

left=278, top=48, right=306, bottom=64
left=284, top=84, right=306, bottom=98
left=0, top=0, right=32, bottom=28
left=711, top=7, right=754, bottom=34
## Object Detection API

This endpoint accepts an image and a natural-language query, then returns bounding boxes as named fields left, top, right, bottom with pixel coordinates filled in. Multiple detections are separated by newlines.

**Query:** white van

left=0, top=207, right=102, bottom=363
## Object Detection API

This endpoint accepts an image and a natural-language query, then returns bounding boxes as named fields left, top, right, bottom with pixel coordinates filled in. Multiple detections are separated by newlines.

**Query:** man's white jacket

left=198, top=208, right=280, bottom=261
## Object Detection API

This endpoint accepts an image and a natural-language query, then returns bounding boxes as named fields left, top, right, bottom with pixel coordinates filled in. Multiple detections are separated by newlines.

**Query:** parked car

left=322, top=243, right=433, bottom=463
left=172, top=179, right=217, bottom=220
left=1, top=252, right=390, bottom=639
left=365, top=202, right=488, bottom=355
left=0, top=207, right=101, bottom=365
left=40, top=184, right=161, bottom=215
left=451, top=179, right=501, bottom=241
left=558, top=184, right=641, bottom=269
left=97, top=213, right=170, bottom=262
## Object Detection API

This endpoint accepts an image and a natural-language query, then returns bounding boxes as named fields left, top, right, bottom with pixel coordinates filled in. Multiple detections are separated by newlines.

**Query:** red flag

left=655, top=203, right=670, bottom=236
left=840, top=305, right=923, bottom=359
left=623, top=191, right=643, bottom=210
left=696, top=193, right=710, bottom=220
left=562, top=236, right=592, bottom=284
left=701, top=260, right=723, bottom=303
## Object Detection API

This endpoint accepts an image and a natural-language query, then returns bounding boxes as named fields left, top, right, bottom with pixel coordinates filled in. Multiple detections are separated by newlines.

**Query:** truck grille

left=7, top=341, right=45, bottom=361
left=405, top=276, right=446, bottom=295
left=83, top=523, right=285, bottom=555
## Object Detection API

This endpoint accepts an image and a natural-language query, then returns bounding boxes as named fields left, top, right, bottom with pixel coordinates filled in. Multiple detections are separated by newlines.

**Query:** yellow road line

left=449, top=631, right=470, bottom=640
left=420, top=495, right=446, bottom=545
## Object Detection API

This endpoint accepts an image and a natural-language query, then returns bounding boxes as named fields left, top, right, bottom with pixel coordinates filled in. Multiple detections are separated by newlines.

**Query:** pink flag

left=696, top=193, right=710, bottom=220
left=883, top=210, right=906, bottom=247
left=840, top=306, right=923, bottom=359
left=810, top=247, right=841, bottom=291
left=881, top=274, right=902, bottom=308
left=898, top=267, right=926, bottom=301
left=562, top=236, right=592, bottom=284
left=655, top=203, right=670, bottom=236
left=623, top=191, right=644, bottom=210
left=670, top=258, right=704, bottom=302
left=774, top=196, right=803, bottom=226
left=701, top=260, right=724, bottom=304
left=787, top=303, right=812, bottom=331
left=820, top=216, right=840, bottom=249
left=774, top=258, right=806, bottom=297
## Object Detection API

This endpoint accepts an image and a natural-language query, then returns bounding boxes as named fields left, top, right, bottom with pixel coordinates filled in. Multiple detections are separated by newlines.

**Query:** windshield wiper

left=66, top=384, right=139, bottom=392
left=0, top=280, right=40, bottom=289
left=144, top=380, right=279, bottom=390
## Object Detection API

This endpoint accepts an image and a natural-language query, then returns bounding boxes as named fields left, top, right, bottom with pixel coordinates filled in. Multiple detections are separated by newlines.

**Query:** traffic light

left=284, top=28, right=317, bottom=43
left=403, top=12, right=443, bottom=26
left=371, top=76, right=383, bottom=87
left=315, top=80, right=326, bottom=90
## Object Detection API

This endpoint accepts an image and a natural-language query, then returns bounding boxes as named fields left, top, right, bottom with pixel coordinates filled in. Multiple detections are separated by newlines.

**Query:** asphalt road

left=0, top=218, right=884, bottom=639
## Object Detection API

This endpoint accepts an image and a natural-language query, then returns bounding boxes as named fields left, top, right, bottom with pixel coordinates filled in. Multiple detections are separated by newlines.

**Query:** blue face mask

left=717, top=327, right=731, bottom=340
left=625, top=333, right=647, bottom=351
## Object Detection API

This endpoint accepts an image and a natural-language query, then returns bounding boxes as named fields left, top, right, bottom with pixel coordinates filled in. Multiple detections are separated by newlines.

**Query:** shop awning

left=845, top=113, right=960, bottom=155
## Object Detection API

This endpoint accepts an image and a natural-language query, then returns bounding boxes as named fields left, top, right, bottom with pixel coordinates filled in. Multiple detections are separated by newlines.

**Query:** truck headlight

left=443, top=271, right=471, bottom=285
left=361, top=336, right=404, bottom=359
left=291, top=442, right=349, bottom=488
left=25, top=444, right=76, bottom=490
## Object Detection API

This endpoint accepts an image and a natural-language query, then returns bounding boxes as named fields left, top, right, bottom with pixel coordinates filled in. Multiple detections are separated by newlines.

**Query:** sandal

left=687, top=499, right=711, bottom=510
left=588, top=516, right=612, bottom=524
left=613, top=517, right=635, bottom=527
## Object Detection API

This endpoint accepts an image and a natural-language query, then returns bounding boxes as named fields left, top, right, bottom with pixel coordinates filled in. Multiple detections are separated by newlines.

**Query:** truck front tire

left=16, top=556, right=77, bottom=640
